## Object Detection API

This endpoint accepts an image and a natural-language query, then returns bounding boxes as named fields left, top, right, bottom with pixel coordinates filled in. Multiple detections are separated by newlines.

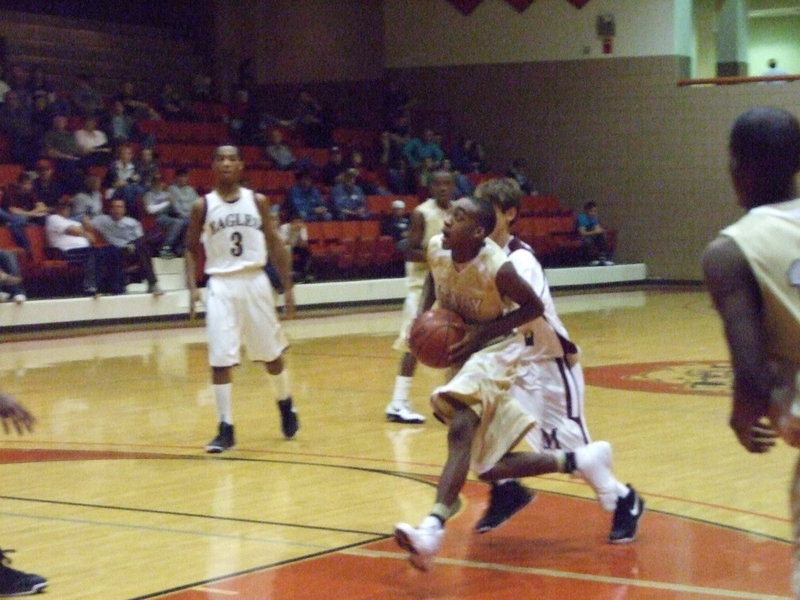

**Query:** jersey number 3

left=230, top=231, right=243, bottom=257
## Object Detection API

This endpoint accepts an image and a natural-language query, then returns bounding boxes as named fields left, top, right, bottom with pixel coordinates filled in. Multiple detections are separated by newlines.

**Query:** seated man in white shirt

left=91, top=198, right=163, bottom=295
left=46, top=199, right=124, bottom=295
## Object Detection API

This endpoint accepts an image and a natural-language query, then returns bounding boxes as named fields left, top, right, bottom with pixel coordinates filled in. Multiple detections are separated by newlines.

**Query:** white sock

left=213, top=383, right=233, bottom=424
left=420, top=515, right=442, bottom=530
left=392, top=376, right=412, bottom=405
left=269, top=369, right=291, bottom=401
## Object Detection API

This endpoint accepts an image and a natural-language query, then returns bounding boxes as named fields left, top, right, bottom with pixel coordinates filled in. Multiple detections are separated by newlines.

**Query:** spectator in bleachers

left=349, top=149, right=387, bottom=196
left=46, top=198, right=124, bottom=296
left=330, top=168, right=367, bottom=220
left=286, top=169, right=331, bottom=222
left=5, top=173, right=48, bottom=225
left=440, top=158, right=474, bottom=198
left=30, top=95, right=55, bottom=143
left=144, top=173, right=186, bottom=259
left=320, top=145, right=347, bottom=187
left=32, top=159, right=65, bottom=210
left=0, top=249, right=25, bottom=303
left=74, top=115, right=113, bottom=166
left=28, top=65, right=55, bottom=107
left=70, top=173, right=103, bottom=227
left=403, top=128, right=443, bottom=173
left=104, top=145, right=147, bottom=218
left=450, top=138, right=487, bottom=174
left=0, top=189, right=31, bottom=256
left=380, top=199, right=410, bottom=244
left=7, top=63, right=31, bottom=108
left=265, top=129, right=298, bottom=171
left=0, top=90, right=37, bottom=167
left=506, top=158, right=535, bottom=195
left=228, top=88, right=263, bottom=146
left=576, top=201, right=614, bottom=266
left=71, top=73, right=104, bottom=118
left=278, top=215, right=313, bottom=283
left=417, top=156, right=437, bottom=193
left=91, top=198, right=163, bottom=296
left=158, top=83, right=194, bottom=121
left=134, top=147, right=159, bottom=188
left=166, top=167, right=199, bottom=218
left=115, top=80, right=160, bottom=121
left=42, top=114, right=82, bottom=184
left=108, top=100, right=136, bottom=148
left=291, top=90, right=331, bottom=149
left=0, top=65, right=10, bottom=104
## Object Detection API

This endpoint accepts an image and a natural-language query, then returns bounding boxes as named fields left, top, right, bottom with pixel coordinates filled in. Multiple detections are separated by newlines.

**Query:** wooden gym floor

left=0, top=286, right=795, bottom=599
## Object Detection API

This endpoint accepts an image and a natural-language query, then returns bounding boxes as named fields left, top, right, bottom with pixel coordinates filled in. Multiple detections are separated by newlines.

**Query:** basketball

left=409, top=308, right=466, bottom=368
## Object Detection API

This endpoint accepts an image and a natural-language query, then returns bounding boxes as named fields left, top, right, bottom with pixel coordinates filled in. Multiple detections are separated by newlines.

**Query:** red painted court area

left=154, top=482, right=792, bottom=600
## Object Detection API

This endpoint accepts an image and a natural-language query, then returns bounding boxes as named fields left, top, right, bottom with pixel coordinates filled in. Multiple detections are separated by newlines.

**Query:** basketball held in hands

left=409, top=308, right=466, bottom=368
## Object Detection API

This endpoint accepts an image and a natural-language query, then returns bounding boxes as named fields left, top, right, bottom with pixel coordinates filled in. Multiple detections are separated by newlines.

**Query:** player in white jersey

left=703, top=107, right=800, bottom=598
left=474, top=177, right=643, bottom=543
left=386, top=170, right=454, bottom=424
left=185, top=145, right=298, bottom=453
left=393, top=197, right=623, bottom=572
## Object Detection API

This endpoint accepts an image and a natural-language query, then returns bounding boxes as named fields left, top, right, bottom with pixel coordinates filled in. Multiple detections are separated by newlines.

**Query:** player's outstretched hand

left=0, top=391, right=35, bottom=435
left=447, top=324, right=481, bottom=365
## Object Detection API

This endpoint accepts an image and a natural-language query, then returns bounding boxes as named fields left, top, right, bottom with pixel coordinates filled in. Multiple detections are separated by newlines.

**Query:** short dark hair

left=584, top=201, right=597, bottom=211
left=470, top=196, right=497, bottom=237
left=175, top=167, right=189, bottom=177
left=730, top=106, right=800, bottom=182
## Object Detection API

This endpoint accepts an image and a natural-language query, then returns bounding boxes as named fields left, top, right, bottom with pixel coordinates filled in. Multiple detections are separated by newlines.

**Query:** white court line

left=344, top=548, right=792, bottom=600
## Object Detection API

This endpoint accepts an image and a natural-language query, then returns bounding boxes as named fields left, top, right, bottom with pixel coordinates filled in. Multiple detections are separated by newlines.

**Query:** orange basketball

left=409, top=308, right=466, bottom=368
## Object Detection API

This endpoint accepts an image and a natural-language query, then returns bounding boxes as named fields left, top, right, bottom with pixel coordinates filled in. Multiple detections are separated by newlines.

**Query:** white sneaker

left=575, top=441, right=618, bottom=511
left=589, top=260, right=601, bottom=266
left=602, top=260, right=615, bottom=266
left=385, top=400, right=426, bottom=424
left=12, top=294, right=25, bottom=304
left=394, top=520, right=443, bottom=571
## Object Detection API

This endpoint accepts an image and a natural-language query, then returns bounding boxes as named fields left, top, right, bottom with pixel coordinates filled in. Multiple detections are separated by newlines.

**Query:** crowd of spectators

left=0, top=58, right=571, bottom=300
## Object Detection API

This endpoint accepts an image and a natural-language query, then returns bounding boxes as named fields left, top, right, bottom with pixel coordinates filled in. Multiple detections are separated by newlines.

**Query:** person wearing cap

left=330, top=168, right=367, bottom=220
left=286, top=169, right=331, bottom=222
left=380, top=199, right=410, bottom=244
left=321, top=145, right=347, bottom=187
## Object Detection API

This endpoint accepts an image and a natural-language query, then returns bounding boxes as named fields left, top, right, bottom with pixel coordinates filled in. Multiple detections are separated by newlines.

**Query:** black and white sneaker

left=0, top=549, right=48, bottom=596
left=608, top=484, right=644, bottom=543
left=278, top=398, right=299, bottom=439
left=205, top=422, right=235, bottom=453
left=475, top=480, right=535, bottom=533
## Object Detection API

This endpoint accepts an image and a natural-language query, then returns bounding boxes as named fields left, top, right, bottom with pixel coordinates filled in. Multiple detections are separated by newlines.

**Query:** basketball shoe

left=0, top=549, right=48, bottom=596
left=574, top=441, right=619, bottom=511
left=205, top=422, right=235, bottom=453
left=608, top=485, right=644, bottom=543
left=475, top=480, right=535, bottom=533
left=394, top=517, right=444, bottom=571
left=278, top=398, right=299, bottom=439
left=385, top=399, right=426, bottom=424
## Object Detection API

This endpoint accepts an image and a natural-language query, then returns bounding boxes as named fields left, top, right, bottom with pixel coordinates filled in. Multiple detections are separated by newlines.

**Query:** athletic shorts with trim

left=512, top=356, right=591, bottom=452
left=430, top=334, right=535, bottom=475
left=205, top=269, right=288, bottom=367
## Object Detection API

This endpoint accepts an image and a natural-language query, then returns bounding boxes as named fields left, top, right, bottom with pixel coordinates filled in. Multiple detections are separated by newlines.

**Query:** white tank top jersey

left=722, top=198, right=800, bottom=367
left=406, top=198, right=449, bottom=290
left=202, top=187, right=267, bottom=274
left=427, top=233, right=512, bottom=324
left=505, top=238, right=575, bottom=360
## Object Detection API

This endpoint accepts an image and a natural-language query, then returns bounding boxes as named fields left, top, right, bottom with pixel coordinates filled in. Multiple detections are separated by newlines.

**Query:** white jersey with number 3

left=202, top=188, right=266, bottom=274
